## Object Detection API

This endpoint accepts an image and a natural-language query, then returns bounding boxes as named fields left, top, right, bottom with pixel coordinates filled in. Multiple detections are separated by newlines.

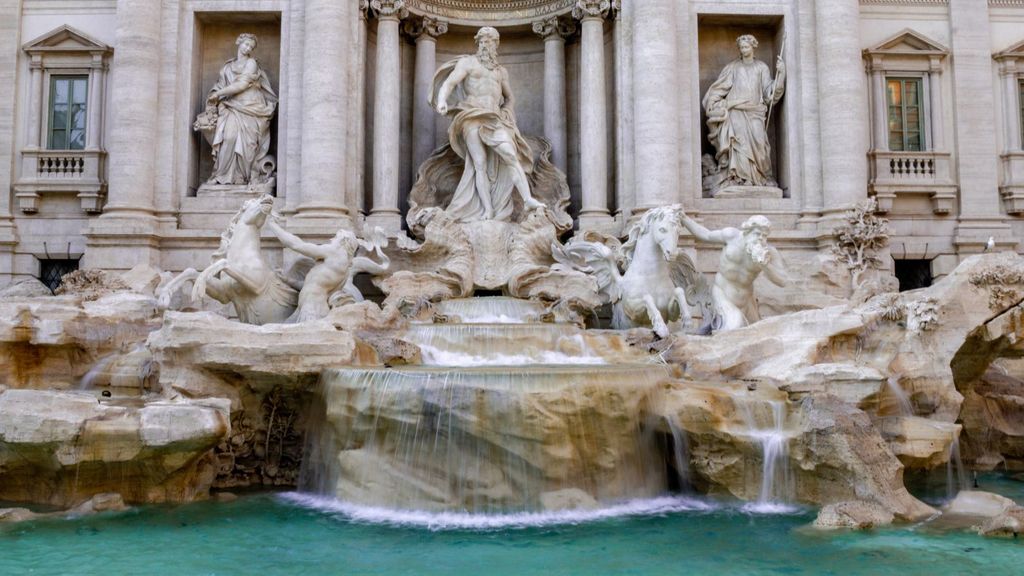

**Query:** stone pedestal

left=713, top=186, right=784, bottom=200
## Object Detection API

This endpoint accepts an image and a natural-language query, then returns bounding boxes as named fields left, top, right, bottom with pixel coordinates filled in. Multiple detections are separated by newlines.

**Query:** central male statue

left=431, top=27, right=545, bottom=222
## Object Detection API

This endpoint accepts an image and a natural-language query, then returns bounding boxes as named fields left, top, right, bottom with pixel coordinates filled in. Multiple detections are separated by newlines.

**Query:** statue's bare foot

left=524, top=197, right=545, bottom=210
left=483, top=209, right=494, bottom=220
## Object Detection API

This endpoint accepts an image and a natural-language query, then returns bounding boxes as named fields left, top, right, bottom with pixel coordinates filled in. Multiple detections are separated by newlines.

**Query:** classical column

left=948, top=0, right=1009, bottom=247
left=26, top=56, right=42, bottom=149
left=296, top=0, right=351, bottom=227
left=574, top=0, right=615, bottom=232
left=367, top=0, right=407, bottom=234
left=0, top=0, right=23, bottom=265
left=533, top=17, right=573, bottom=173
left=407, top=16, right=448, bottom=178
left=928, top=57, right=945, bottom=151
left=1000, top=60, right=1021, bottom=152
left=631, top=0, right=681, bottom=212
left=814, top=0, right=869, bottom=223
left=97, top=0, right=162, bottom=223
left=347, top=2, right=370, bottom=217
left=869, top=62, right=887, bottom=151
left=86, top=56, right=104, bottom=151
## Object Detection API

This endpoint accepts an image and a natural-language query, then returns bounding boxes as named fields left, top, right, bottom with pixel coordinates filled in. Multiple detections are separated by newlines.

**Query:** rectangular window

left=1019, top=79, right=1024, bottom=148
left=886, top=77, right=925, bottom=152
left=48, top=75, right=88, bottom=150
left=38, top=258, right=80, bottom=292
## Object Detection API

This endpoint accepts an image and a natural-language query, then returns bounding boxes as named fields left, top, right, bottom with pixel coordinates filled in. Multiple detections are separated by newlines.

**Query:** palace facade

left=1, top=0, right=1024, bottom=292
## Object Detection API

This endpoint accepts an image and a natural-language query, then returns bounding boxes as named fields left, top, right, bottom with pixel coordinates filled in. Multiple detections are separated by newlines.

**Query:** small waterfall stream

left=741, top=400, right=795, bottom=512
left=885, top=376, right=914, bottom=417
left=946, top=435, right=969, bottom=500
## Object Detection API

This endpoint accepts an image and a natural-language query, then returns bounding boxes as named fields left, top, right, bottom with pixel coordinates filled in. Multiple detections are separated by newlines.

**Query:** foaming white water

left=279, top=493, right=715, bottom=530
left=740, top=501, right=802, bottom=515
left=417, top=344, right=607, bottom=367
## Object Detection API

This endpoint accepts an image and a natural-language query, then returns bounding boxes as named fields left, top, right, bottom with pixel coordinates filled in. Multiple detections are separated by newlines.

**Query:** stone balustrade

left=869, top=150, right=956, bottom=214
left=14, top=149, right=106, bottom=214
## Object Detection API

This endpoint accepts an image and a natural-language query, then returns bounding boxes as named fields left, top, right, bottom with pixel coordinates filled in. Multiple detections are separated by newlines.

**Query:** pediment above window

left=23, top=25, right=111, bottom=57
left=995, top=39, right=1024, bottom=62
left=864, top=29, right=949, bottom=59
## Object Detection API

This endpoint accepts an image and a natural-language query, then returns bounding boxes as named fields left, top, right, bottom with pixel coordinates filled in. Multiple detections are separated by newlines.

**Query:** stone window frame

left=995, top=39, right=1024, bottom=213
left=15, top=25, right=112, bottom=214
left=863, top=29, right=955, bottom=215
left=884, top=75, right=928, bottom=152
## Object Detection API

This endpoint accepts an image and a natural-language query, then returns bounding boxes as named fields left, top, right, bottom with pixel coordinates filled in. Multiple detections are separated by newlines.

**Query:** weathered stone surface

left=791, top=395, right=936, bottom=521
left=960, top=364, right=1024, bottom=470
left=0, top=492, right=129, bottom=523
left=813, top=500, right=895, bottom=529
left=55, top=269, right=130, bottom=300
left=879, top=417, right=960, bottom=470
left=0, top=389, right=228, bottom=506
left=977, top=505, right=1024, bottom=537
left=0, top=293, right=162, bottom=389
left=944, top=490, right=1017, bottom=518
left=149, top=312, right=358, bottom=388
left=118, top=263, right=164, bottom=296
left=0, top=278, right=53, bottom=299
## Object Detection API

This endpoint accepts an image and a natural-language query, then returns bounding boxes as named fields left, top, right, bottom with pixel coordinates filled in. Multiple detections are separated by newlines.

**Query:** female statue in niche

left=195, top=33, right=278, bottom=189
left=702, top=34, right=785, bottom=192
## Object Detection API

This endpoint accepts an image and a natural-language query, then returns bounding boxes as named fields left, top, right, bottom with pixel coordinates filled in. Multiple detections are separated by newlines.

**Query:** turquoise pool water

left=3, top=476, right=1023, bottom=576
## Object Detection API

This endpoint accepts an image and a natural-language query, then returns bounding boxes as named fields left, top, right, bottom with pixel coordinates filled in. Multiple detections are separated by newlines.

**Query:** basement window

left=38, top=258, right=79, bottom=292
left=894, top=259, right=932, bottom=292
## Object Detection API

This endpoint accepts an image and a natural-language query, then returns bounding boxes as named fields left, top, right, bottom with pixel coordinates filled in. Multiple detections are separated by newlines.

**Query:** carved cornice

left=572, top=0, right=611, bottom=20
left=405, top=0, right=575, bottom=25
left=404, top=16, right=449, bottom=40
left=859, top=0, right=947, bottom=5
left=369, top=0, right=409, bottom=20
left=532, top=16, right=575, bottom=40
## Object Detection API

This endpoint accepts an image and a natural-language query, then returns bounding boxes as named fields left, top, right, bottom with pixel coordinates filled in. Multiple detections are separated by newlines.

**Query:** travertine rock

left=0, top=389, right=228, bottom=506
left=944, top=490, right=1017, bottom=518
left=813, top=500, right=895, bottom=529
left=0, top=293, right=162, bottom=389
left=0, top=278, right=53, bottom=298
left=977, top=505, right=1024, bottom=537
left=960, top=365, right=1024, bottom=470
left=879, top=416, right=960, bottom=470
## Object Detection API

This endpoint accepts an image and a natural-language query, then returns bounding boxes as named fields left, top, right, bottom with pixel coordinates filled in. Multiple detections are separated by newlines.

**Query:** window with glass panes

left=886, top=77, right=924, bottom=152
left=1019, top=79, right=1024, bottom=147
left=48, top=76, right=88, bottom=150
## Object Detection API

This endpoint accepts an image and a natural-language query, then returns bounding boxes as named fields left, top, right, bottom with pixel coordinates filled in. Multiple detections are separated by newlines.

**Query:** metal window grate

left=38, top=259, right=80, bottom=292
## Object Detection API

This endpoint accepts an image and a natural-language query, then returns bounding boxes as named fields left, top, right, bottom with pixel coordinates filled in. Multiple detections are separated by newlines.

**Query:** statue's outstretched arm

left=763, top=247, right=790, bottom=286
left=680, top=213, right=731, bottom=244
left=267, top=220, right=327, bottom=260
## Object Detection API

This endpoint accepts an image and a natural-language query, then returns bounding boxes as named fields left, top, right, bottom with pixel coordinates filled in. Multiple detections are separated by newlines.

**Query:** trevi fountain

left=4, top=0, right=1024, bottom=574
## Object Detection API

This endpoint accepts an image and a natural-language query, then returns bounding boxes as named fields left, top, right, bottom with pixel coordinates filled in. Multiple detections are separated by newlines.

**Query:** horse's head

left=239, top=194, right=275, bottom=227
left=623, top=205, right=683, bottom=264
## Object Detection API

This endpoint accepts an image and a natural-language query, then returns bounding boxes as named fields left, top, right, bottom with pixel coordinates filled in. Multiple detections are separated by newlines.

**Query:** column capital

left=572, top=0, right=613, bottom=21
left=404, top=16, right=448, bottom=41
left=533, top=16, right=575, bottom=41
left=368, top=0, right=408, bottom=21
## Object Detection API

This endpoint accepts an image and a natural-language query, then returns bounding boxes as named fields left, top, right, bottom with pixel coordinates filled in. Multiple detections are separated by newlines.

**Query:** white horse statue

left=158, top=194, right=298, bottom=324
left=551, top=205, right=712, bottom=337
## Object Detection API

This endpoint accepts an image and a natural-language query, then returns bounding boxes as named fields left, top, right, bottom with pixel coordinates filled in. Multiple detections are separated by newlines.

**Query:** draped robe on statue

left=207, top=58, right=277, bottom=185
left=702, top=59, right=782, bottom=188
left=429, top=56, right=535, bottom=223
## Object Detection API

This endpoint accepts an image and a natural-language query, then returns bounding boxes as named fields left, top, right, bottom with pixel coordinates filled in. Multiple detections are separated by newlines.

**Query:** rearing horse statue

left=552, top=205, right=712, bottom=337
left=159, top=195, right=298, bottom=325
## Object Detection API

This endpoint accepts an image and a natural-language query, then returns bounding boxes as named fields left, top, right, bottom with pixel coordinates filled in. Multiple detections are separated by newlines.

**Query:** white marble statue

left=679, top=213, right=789, bottom=332
left=158, top=195, right=298, bottom=325
left=430, top=27, right=545, bottom=222
left=194, top=33, right=278, bottom=190
left=702, top=34, right=785, bottom=192
left=267, top=219, right=391, bottom=323
left=552, top=205, right=709, bottom=338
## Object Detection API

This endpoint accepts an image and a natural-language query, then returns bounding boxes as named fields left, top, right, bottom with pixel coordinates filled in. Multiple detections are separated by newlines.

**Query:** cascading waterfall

left=885, top=376, right=914, bottom=417
left=300, top=364, right=673, bottom=513
left=741, top=400, right=795, bottom=512
left=665, top=416, right=693, bottom=493
left=946, top=435, right=969, bottom=500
